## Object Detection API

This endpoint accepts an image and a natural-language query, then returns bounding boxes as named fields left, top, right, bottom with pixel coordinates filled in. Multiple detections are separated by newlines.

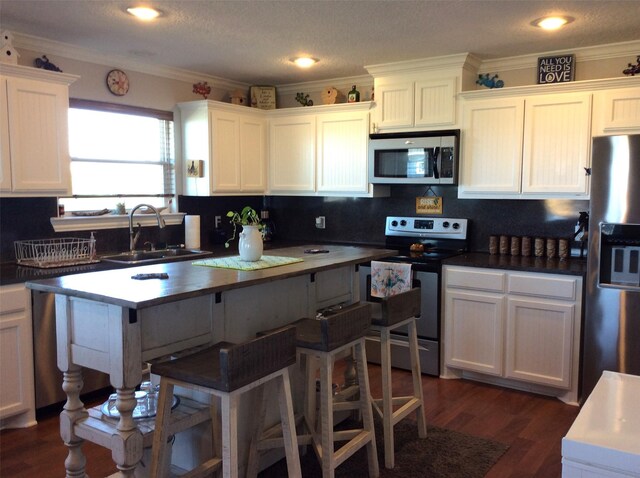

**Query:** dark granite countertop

left=443, top=252, right=587, bottom=276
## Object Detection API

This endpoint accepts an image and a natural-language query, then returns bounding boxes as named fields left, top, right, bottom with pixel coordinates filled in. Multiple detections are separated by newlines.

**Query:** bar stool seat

left=368, top=287, right=427, bottom=469
left=149, top=326, right=301, bottom=478
left=295, top=302, right=379, bottom=478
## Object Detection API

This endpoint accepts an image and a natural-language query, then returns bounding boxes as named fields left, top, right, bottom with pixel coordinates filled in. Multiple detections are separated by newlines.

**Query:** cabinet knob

left=584, top=167, right=592, bottom=176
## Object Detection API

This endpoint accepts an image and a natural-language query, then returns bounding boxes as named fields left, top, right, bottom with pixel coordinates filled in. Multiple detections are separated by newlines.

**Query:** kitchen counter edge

left=443, top=252, right=587, bottom=276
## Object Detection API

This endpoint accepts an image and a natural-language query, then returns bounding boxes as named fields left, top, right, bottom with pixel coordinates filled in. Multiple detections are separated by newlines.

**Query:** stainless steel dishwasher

left=32, top=290, right=111, bottom=409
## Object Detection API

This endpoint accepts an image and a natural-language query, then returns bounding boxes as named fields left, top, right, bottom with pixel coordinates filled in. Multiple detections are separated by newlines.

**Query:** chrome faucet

left=129, top=204, right=166, bottom=252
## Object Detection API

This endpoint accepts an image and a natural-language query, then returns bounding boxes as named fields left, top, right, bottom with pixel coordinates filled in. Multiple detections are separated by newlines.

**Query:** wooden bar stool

left=295, top=302, right=379, bottom=478
left=368, top=287, right=427, bottom=469
left=148, top=326, right=301, bottom=478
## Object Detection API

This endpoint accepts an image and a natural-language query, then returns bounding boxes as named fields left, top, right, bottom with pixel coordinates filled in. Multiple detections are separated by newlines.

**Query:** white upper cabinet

left=269, top=113, right=316, bottom=193
left=0, top=64, right=77, bottom=197
left=366, top=53, right=480, bottom=133
left=521, top=93, right=592, bottom=196
left=268, top=102, right=383, bottom=196
left=459, top=88, right=592, bottom=199
left=459, top=97, right=525, bottom=195
left=179, top=100, right=267, bottom=195
left=592, top=82, right=640, bottom=135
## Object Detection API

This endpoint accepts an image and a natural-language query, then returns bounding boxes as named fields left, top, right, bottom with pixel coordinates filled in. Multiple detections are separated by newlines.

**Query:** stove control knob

left=443, top=221, right=450, bottom=228
left=391, top=220, right=398, bottom=227
left=452, top=222, right=460, bottom=230
left=400, top=220, right=407, bottom=227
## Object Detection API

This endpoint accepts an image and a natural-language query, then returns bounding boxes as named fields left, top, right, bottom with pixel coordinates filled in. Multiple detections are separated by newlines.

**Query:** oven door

left=359, top=264, right=440, bottom=376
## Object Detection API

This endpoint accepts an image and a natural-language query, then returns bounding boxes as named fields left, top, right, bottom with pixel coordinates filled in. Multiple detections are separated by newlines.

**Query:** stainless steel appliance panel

left=32, top=290, right=111, bottom=409
left=582, top=134, right=640, bottom=402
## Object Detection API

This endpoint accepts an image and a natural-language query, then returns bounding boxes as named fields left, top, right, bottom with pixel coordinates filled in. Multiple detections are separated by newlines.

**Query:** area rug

left=258, top=418, right=509, bottom=478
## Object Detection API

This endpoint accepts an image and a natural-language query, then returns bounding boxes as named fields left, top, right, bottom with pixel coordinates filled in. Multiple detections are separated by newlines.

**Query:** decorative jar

left=238, top=225, right=263, bottom=261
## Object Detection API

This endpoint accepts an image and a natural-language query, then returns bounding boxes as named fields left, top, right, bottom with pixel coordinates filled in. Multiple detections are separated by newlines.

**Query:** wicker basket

left=14, top=237, right=98, bottom=268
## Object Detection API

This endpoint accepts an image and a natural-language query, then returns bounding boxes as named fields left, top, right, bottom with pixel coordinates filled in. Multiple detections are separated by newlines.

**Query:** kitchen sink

left=101, top=249, right=212, bottom=265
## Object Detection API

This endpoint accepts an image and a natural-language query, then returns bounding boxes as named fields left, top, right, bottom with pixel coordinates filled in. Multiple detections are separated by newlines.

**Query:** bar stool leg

left=408, top=321, right=427, bottom=438
left=319, top=353, right=336, bottom=478
left=246, top=383, right=269, bottom=478
left=355, top=340, right=379, bottom=478
left=380, top=327, right=395, bottom=469
left=278, top=371, right=303, bottom=477
left=221, top=393, right=240, bottom=478
left=150, top=380, right=175, bottom=478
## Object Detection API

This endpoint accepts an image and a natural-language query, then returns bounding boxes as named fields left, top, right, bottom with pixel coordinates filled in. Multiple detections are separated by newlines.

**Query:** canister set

left=490, top=235, right=570, bottom=259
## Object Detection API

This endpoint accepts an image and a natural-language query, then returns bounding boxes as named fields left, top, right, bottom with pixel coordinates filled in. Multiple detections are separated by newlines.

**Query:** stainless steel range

left=359, top=216, right=468, bottom=375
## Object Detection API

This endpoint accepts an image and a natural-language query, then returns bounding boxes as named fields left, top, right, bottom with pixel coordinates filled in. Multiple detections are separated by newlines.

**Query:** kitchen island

left=26, top=244, right=395, bottom=478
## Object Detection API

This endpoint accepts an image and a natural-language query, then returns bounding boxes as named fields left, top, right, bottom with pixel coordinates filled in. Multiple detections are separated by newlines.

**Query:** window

left=60, top=100, right=175, bottom=213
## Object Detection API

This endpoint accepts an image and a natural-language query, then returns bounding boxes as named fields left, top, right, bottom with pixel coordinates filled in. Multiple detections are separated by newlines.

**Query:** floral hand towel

left=370, top=261, right=412, bottom=298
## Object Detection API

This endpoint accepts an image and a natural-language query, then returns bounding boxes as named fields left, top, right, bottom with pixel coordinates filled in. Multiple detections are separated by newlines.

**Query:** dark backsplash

left=0, top=189, right=589, bottom=263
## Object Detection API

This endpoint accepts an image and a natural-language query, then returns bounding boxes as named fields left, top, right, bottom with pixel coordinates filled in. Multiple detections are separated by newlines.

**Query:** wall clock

left=106, top=69, right=129, bottom=96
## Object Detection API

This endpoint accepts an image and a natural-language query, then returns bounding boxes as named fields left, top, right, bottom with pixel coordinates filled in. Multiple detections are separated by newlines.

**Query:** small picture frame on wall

left=537, top=54, right=575, bottom=84
left=250, top=86, right=276, bottom=110
left=186, top=160, right=203, bottom=178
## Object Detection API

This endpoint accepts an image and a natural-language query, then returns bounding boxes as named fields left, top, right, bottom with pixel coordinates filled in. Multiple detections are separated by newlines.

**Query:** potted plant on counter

left=225, top=206, right=264, bottom=261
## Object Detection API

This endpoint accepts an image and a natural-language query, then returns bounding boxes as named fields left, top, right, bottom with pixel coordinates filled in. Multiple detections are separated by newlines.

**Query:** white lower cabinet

left=0, top=283, right=36, bottom=429
left=443, top=265, right=582, bottom=404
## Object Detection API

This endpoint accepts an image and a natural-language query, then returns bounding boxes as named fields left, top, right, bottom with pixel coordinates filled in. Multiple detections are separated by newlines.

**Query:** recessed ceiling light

left=127, top=6, right=162, bottom=20
left=532, top=16, right=574, bottom=30
left=291, top=57, right=319, bottom=68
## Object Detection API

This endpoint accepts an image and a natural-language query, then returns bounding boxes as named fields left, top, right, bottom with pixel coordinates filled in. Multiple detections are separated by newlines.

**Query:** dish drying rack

left=14, top=237, right=99, bottom=268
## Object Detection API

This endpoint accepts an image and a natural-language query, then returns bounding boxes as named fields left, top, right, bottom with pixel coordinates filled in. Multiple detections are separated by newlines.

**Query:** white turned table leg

left=112, top=387, right=143, bottom=477
left=60, top=365, right=89, bottom=478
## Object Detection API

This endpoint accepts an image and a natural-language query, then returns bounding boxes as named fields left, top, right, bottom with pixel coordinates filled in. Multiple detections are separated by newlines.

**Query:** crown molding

left=365, top=52, right=481, bottom=77
left=10, top=30, right=249, bottom=91
left=0, top=62, right=79, bottom=84
left=479, top=40, right=640, bottom=73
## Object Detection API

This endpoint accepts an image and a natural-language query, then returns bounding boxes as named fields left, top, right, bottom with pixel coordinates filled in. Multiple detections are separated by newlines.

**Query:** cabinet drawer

left=445, top=267, right=505, bottom=292
left=509, top=273, right=577, bottom=300
left=0, top=285, right=28, bottom=314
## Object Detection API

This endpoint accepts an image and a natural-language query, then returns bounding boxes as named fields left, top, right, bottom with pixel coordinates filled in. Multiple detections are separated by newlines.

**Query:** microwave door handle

left=433, top=147, right=440, bottom=179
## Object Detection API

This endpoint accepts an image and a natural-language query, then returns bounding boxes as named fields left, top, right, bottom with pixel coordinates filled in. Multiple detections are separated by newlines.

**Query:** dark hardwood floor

left=0, top=364, right=580, bottom=477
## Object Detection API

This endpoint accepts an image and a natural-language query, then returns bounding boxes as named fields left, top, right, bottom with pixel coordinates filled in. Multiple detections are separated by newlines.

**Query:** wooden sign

left=416, top=196, right=442, bottom=215
left=537, top=54, right=575, bottom=84
left=250, top=86, right=276, bottom=109
left=186, top=160, right=203, bottom=178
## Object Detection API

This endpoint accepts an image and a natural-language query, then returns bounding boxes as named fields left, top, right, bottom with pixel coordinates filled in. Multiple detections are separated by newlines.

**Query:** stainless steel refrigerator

left=582, top=134, right=640, bottom=402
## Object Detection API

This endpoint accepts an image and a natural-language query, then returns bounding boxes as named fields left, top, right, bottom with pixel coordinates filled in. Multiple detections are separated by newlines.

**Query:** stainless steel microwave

left=368, top=130, right=459, bottom=184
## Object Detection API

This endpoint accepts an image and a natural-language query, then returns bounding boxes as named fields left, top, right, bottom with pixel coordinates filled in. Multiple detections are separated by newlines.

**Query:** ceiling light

left=127, top=6, right=162, bottom=20
left=291, top=57, right=318, bottom=68
left=532, top=16, right=574, bottom=30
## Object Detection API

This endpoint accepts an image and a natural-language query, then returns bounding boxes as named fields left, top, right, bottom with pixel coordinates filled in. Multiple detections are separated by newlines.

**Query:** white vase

left=238, top=225, right=263, bottom=261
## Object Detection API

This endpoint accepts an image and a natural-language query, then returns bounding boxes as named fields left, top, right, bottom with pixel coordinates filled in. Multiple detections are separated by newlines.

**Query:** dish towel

left=370, top=261, right=412, bottom=298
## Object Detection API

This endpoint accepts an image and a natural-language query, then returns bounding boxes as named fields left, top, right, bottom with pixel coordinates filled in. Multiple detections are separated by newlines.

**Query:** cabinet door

left=0, top=284, right=35, bottom=423
left=5, top=77, right=71, bottom=193
left=210, top=109, right=241, bottom=192
left=316, top=111, right=369, bottom=193
left=522, top=93, right=592, bottom=196
left=444, top=289, right=505, bottom=376
left=595, top=87, right=640, bottom=135
left=414, top=77, right=456, bottom=127
left=374, top=81, right=414, bottom=131
left=505, top=297, right=574, bottom=389
left=0, top=78, right=11, bottom=192
left=269, top=115, right=316, bottom=193
left=459, top=97, right=524, bottom=196
left=238, top=114, right=266, bottom=192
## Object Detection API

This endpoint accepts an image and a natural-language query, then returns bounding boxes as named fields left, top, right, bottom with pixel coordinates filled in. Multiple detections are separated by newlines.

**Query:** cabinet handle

left=404, top=140, right=415, bottom=145
left=584, top=167, right=592, bottom=176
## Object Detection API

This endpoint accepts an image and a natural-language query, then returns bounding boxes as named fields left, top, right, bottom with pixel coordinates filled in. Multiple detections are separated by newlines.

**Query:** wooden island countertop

left=26, top=244, right=395, bottom=310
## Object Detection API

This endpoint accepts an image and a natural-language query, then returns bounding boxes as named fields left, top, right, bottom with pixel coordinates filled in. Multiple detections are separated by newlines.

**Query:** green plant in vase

left=225, top=206, right=263, bottom=249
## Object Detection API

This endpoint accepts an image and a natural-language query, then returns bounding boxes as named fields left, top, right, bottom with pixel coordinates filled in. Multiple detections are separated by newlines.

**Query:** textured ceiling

left=1, top=0, right=639, bottom=85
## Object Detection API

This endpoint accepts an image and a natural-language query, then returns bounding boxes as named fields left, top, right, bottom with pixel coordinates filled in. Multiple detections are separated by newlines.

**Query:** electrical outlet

left=315, top=216, right=325, bottom=229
